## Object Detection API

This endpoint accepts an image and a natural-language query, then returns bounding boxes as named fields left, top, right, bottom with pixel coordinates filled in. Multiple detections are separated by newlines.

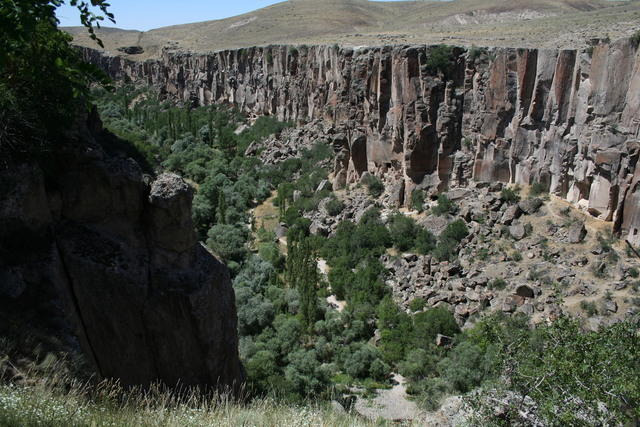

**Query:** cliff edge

left=81, top=39, right=640, bottom=245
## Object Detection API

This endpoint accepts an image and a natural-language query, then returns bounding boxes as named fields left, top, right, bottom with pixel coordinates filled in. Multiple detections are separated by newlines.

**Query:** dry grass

left=66, top=0, right=640, bottom=58
left=0, top=368, right=384, bottom=427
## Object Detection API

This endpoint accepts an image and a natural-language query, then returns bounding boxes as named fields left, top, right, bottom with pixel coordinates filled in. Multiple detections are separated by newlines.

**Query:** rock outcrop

left=0, top=112, right=243, bottom=391
left=80, top=38, right=640, bottom=245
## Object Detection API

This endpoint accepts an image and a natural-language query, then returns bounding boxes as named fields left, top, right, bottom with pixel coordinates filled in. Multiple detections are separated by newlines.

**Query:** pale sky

left=57, top=0, right=412, bottom=32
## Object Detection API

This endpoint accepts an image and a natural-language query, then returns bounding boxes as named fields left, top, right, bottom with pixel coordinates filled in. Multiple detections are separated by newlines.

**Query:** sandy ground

left=354, top=373, right=423, bottom=421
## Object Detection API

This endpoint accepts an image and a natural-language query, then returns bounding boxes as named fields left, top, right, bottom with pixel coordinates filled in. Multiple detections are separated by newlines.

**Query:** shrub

left=411, top=189, right=426, bottom=212
left=409, top=298, right=426, bottom=312
left=433, top=238, right=458, bottom=262
left=437, top=340, right=499, bottom=394
left=388, top=213, right=418, bottom=251
left=325, top=197, right=345, bottom=216
left=494, top=317, right=640, bottom=424
left=432, top=194, right=456, bottom=216
left=511, top=251, right=523, bottom=262
left=488, top=278, right=507, bottom=290
left=362, top=174, right=384, bottom=198
left=433, top=220, right=468, bottom=261
left=529, top=182, right=547, bottom=196
left=206, top=223, right=248, bottom=263
left=414, top=377, right=451, bottom=411
left=632, top=30, right=640, bottom=48
left=610, top=123, right=619, bottom=134
left=426, top=45, right=454, bottom=74
left=343, top=344, right=384, bottom=379
left=412, top=307, right=460, bottom=345
left=258, top=242, right=284, bottom=269
left=580, top=300, right=598, bottom=317
left=414, top=228, right=436, bottom=255
left=284, top=349, right=330, bottom=397
left=501, top=187, right=521, bottom=204
left=369, top=358, right=391, bottom=381
left=468, top=45, right=487, bottom=61
left=441, top=219, right=469, bottom=243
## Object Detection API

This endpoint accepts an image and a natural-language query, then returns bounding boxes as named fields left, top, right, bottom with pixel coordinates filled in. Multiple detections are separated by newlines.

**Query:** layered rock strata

left=0, top=112, right=244, bottom=390
left=81, top=39, right=640, bottom=244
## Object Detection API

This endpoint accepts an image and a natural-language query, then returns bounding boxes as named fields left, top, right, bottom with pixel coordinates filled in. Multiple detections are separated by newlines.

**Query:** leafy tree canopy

left=0, top=0, right=113, bottom=158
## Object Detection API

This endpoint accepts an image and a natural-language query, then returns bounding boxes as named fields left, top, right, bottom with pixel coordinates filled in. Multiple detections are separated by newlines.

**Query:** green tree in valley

left=0, top=0, right=114, bottom=157
left=286, top=236, right=319, bottom=330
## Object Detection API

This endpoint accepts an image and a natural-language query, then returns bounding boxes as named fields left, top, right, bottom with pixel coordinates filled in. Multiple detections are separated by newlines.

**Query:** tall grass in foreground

left=0, top=378, right=392, bottom=427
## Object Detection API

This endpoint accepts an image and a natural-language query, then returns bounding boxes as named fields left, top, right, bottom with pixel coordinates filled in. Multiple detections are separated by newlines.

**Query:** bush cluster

left=361, top=174, right=384, bottom=198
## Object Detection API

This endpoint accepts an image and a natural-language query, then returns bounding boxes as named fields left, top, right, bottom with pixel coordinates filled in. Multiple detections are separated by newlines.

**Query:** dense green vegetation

left=468, top=315, right=639, bottom=425
left=94, top=84, right=478, bottom=403
left=425, top=45, right=455, bottom=74
left=58, top=88, right=640, bottom=421
left=0, top=0, right=112, bottom=161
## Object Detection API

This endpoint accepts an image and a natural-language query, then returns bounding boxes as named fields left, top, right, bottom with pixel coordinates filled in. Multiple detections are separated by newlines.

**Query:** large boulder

left=567, top=222, right=587, bottom=243
left=509, top=222, right=527, bottom=240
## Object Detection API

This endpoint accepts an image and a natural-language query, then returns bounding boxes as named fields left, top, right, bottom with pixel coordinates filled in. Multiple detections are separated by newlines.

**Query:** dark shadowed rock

left=518, top=198, right=543, bottom=215
left=117, top=46, right=144, bottom=55
left=436, top=334, right=453, bottom=347
left=501, top=204, right=522, bottom=225
left=0, top=115, right=243, bottom=392
left=515, top=285, right=535, bottom=299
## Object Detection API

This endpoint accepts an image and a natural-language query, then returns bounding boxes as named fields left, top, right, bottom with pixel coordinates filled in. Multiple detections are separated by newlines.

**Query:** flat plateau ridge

left=66, top=0, right=640, bottom=58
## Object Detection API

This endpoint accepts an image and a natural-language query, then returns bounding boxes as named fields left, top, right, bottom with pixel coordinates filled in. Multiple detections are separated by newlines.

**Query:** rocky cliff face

left=0, top=112, right=244, bottom=390
left=81, top=39, right=640, bottom=245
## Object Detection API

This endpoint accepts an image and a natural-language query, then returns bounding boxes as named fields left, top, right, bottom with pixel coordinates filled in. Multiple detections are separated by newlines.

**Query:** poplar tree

left=216, top=190, right=227, bottom=225
left=286, top=236, right=318, bottom=330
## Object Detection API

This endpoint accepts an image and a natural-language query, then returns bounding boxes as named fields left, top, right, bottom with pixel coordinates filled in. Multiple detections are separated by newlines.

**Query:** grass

left=580, top=300, right=598, bottom=317
left=488, top=278, right=506, bottom=290
left=0, top=380, right=383, bottom=427
left=500, top=187, right=520, bottom=204
left=529, top=182, right=547, bottom=197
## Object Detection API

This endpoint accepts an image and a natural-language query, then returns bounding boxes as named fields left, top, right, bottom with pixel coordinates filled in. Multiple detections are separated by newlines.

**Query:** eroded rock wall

left=0, top=113, right=244, bottom=390
left=81, top=40, right=640, bottom=244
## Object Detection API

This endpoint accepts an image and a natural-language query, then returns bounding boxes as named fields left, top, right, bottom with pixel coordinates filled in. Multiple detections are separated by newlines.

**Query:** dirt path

left=354, top=373, right=423, bottom=422
left=319, top=258, right=348, bottom=312
left=317, top=259, right=329, bottom=277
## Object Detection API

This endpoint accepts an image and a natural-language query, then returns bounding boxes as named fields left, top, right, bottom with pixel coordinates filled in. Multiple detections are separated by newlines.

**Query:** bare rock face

left=0, top=115, right=243, bottom=391
left=567, top=222, right=587, bottom=243
left=81, top=37, right=640, bottom=245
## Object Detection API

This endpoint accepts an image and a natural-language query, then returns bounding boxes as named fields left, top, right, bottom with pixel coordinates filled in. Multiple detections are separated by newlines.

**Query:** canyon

left=81, top=39, right=640, bottom=246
